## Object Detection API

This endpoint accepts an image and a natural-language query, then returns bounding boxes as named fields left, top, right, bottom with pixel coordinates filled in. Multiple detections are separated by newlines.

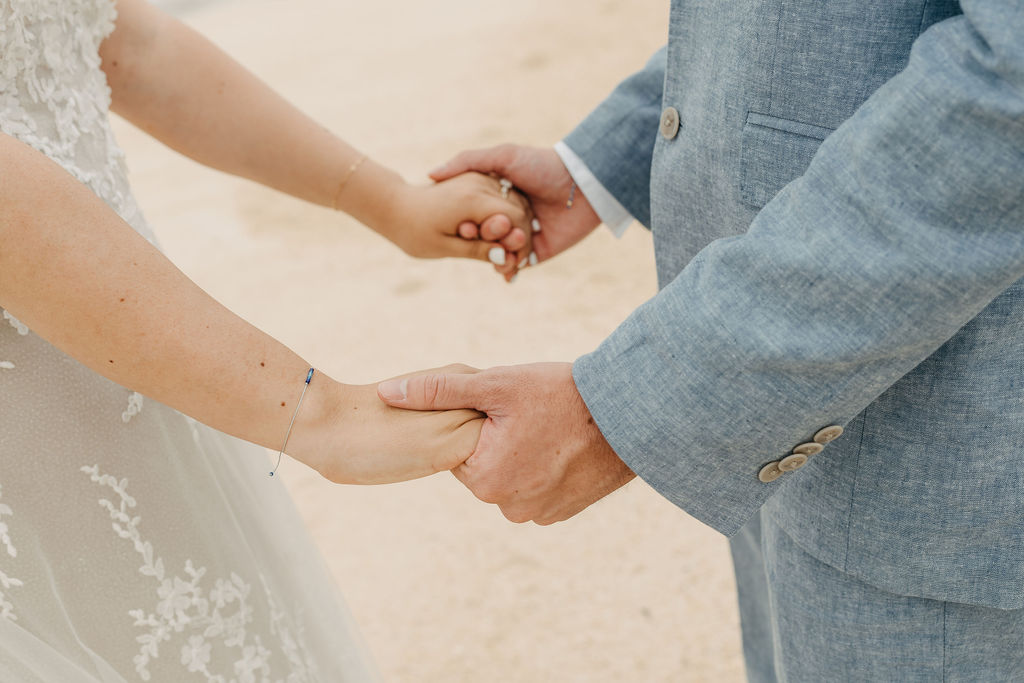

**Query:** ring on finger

left=499, top=178, right=513, bottom=200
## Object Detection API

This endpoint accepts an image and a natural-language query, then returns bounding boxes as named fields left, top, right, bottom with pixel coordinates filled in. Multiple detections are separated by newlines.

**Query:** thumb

left=429, top=145, right=515, bottom=182
left=378, top=371, right=485, bottom=411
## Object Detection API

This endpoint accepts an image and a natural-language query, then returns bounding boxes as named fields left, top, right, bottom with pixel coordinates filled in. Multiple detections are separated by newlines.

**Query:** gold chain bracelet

left=331, top=154, right=368, bottom=210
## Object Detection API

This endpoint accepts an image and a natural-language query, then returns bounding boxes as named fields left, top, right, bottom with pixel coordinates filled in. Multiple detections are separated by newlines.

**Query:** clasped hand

left=347, top=150, right=631, bottom=524
left=391, top=145, right=605, bottom=281
left=291, top=362, right=633, bottom=527
left=388, top=170, right=534, bottom=268
left=377, top=363, right=635, bottom=525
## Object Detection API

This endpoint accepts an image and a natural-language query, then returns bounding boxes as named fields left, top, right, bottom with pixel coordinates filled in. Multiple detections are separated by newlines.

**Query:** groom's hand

left=377, top=362, right=635, bottom=524
left=431, top=146, right=603, bottom=279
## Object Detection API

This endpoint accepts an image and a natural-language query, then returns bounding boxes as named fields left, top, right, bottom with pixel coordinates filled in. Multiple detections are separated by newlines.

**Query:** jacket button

left=792, top=442, right=824, bottom=456
left=813, top=425, right=844, bottom=444
left=758, top=461, right=783, bottom=483
left=778, top=454, right=809, bottom=472
left=660, top=106, right=680, bottom=140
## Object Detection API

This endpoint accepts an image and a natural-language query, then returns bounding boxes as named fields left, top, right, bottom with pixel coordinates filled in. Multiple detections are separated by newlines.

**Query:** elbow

left=99, top=0, right=168, bottom=113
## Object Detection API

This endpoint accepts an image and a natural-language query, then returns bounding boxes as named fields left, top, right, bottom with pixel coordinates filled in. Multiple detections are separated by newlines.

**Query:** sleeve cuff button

left=779, top=454, right=809, bottom=472
left=813, top=425, right=844, bottom=444
left=758, top=461, right=784, bottom=483
left=793, top=442, right=824, bottom=456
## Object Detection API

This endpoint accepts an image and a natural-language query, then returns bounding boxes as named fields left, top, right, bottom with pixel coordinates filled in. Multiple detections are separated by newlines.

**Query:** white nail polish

left=532, top=219, right=541, bottom=233
left=509, top=273, right=518, bottom=284
left=488, top=247, right=506, bottom=266
left=529, top=252, right=538, bottom=266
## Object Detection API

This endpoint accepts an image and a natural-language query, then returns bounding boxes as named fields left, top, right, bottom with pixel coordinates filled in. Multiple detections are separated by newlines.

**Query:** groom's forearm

left=100, top=0, right=405, bottom=233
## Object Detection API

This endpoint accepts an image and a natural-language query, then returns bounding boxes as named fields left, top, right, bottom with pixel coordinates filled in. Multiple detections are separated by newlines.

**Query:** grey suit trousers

left=732, top=511, right=1024, bottom=681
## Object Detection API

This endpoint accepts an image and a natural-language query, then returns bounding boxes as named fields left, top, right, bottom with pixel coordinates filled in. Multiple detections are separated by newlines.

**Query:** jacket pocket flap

left=740, top=112, right=834, bottom=208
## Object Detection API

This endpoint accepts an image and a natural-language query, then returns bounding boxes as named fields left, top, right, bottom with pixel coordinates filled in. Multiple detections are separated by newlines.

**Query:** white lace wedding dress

left=0, top=2, right=376, bottom=680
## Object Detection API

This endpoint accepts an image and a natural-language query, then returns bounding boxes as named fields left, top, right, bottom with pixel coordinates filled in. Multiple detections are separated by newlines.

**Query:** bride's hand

left=387, top=172, right=533, bottom=275
left=288, top=365, right=485, bottom=485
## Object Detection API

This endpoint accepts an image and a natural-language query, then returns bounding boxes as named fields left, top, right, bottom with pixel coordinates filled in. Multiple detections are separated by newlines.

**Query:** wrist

left=282, top=371, right=350, bottom=477
left=332, top=158, right=409, bottom=242
left=549, top=144, right=607, bottom=232
left=566, top=362, right=634, bottom=482
left=568, top=184, right=602, bottom=231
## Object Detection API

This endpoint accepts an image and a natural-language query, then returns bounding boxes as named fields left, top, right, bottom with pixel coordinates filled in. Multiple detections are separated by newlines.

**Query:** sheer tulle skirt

left=0, top=321, right=376, bottom=682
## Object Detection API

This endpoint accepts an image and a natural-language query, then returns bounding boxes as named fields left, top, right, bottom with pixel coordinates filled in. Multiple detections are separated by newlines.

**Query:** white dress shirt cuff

left=554, top=141, right=634, bottom=238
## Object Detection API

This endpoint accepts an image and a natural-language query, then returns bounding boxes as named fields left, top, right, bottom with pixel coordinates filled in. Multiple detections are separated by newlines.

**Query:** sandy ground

left=112, top=0, right=745, bottom=680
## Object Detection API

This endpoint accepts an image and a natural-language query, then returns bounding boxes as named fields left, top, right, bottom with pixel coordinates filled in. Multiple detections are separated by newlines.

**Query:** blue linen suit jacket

left=568, top=0, right=1024, bottom=609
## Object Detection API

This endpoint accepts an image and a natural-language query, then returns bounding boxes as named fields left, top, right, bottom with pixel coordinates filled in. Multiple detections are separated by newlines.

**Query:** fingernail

left=378, top=378, right=408, bottom=401
left=532, top=219, right=541, bottom=233
left=518, top=257, right=528, bottom=270
left=509, top=273, right=518, bottom=284
left=529, top=252, right=538, bottom=266
left=488, top=247, right=506, bottom=266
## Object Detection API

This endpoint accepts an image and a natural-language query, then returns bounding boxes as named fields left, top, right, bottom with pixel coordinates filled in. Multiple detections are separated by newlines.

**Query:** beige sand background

left=112, top=0, right=744, bottom=680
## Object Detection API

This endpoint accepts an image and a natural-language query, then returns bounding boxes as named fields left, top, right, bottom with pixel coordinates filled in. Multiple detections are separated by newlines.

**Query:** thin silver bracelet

left=269, top=368, right=315, bottom=477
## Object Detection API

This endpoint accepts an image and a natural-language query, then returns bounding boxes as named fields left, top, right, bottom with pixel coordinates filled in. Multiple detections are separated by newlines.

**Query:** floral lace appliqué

left=1, top=311, right=27, bottom=370
left=0, top=0, right=159, bottom=384
left=81, top=464, right=317, bottom=683
left=0, top=484, right=24, bottom=622
left=0, top=0, right=152, bottom=242
left=122, top=391, right=144, bottom=423
left=2, top=311, right=28, bottom=336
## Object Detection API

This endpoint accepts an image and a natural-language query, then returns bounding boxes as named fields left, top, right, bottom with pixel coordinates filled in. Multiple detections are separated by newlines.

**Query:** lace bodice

left=0, top=0, right=151, bottom=413
left=0, top=0, right=152, bottom=242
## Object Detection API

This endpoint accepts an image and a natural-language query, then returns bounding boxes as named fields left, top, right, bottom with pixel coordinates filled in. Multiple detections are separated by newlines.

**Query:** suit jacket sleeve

left=572, top=1, right=1024, bottom=535
left=563, top=47, right=667, bottom=229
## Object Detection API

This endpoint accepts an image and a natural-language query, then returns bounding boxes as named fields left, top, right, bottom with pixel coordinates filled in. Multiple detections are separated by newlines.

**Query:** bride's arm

left=100, top=0, right=530, bottom=261
left=0, top=132, right=482, bottom=484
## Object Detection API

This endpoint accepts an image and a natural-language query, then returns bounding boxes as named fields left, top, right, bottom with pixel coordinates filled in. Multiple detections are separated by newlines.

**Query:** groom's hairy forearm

left=100, top=0, right=385, bottom=213
left=0, top=133, right=342, bottom=458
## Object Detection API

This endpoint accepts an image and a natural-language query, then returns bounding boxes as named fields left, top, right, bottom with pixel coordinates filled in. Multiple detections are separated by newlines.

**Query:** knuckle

left=500, top=507, right=532, bottom=524
left=416, top=374, right=444, bottom=405
left=445, top=363, right=476, bottom=374
left=477, top=371, right=507, bottom=397
left=535, top=510, right=570, bottom=526
left=472, top=480, right=503, bottom=505
left=493, top=145, right=516, bottom=169
left=426, top=375, right=446, bottom=405
left=460, top=179, right=484, bottom=198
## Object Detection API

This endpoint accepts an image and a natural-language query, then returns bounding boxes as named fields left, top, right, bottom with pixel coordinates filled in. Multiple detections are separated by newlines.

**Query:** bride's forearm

left=100, top=0, right=404, bottom=237
left=0, top=132, right=343, bottom=472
